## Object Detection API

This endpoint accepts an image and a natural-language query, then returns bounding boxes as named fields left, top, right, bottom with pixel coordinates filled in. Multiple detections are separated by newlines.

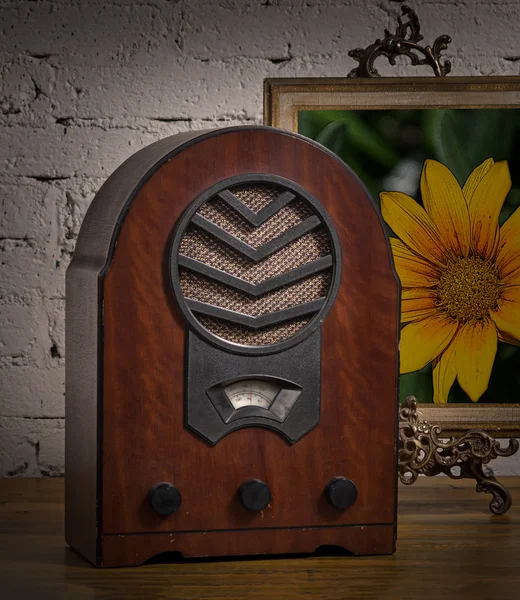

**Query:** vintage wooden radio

left=66, top=126, right=399, bottom=567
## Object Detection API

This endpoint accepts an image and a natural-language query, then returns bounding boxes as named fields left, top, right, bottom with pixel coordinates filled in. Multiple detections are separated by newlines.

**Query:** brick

left=0, top=116, right=261, bottom=179
left=0, top=363, right=64, bottom=418
left=184, top=3, right=387, bottom=60
left=1, top=0, right=520, bottom=477
left=0, top=236, right=65, bottom=298
left=0, top=180, right=61, bottom=296
left=0, top=291, right=49, bottom=360
left=0, top=417, right=64, bottom=476
left=411, top=3, right=520, bottom=57
left=44, top=297, right=65, bottom=359
left=0, top=125, right=161, bottom=178
left=0, top=179, right=57, bottom=241
left=49, top=58, right=270, bottom=120
left=0, top=2, right=182, bottom=67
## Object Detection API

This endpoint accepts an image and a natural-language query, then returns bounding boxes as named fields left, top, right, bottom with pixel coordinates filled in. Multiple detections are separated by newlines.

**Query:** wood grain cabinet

left=65, top=127, right=400, bottom=567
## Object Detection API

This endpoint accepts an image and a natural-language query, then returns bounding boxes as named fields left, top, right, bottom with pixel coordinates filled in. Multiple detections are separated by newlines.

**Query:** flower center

left=436, top=255, right=500, bottom=322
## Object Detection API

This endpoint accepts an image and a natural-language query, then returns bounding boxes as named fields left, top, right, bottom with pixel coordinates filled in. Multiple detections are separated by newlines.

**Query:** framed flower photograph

left=264, top=77, right=520, bottom=435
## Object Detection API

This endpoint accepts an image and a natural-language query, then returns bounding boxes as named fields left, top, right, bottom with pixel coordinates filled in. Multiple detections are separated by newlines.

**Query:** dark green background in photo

left=298, top=108, right=520, bottom=404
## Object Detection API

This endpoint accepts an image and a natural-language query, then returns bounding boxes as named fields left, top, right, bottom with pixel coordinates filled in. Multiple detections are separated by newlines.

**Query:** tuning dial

left=325, top=477, right=357, bottom=509
left=238, top=479, right=271, bottom=511
left=148, top=482, right=181, bottom=516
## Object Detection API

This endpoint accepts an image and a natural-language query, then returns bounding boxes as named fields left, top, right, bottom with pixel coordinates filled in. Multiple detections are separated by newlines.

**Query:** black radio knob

left=325, top=477, right=358, bottom=509
left=148, top=482, right=181, bottom=516
left=238, top=479, right=271, bottom=511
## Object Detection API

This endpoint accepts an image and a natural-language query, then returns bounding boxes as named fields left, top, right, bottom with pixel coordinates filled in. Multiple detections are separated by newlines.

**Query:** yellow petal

left=497, top=205, right=520, bottom=284
left=502, top=264, right=520, bottom=288
left=462, top=158, right=495, bottom=203
left=454, top=320, right=497, bottom=402
left=420, top=159, right=471, bottom=256
left=432, top=339, right=457, bottom=404
left=467, top=160, right=512, bottom=259
left=498, top=332, right=520, bottom=347
left=401, top=288, right=437, bottom=324
left=490, top=285, right=520, bottom=344
left=402, top=288, right=438, bottom=301
left=400, top=314, right=458, bottom=374
left=380, top=191, right=447, bottom=266
left=401, top=308, right=438, bottom=324
left=390, top=238, right=439, bottom=288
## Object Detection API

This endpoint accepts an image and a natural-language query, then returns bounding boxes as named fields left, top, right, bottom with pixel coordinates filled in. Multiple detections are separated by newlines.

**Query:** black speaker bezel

left=169, top=173, right=342, bottom=356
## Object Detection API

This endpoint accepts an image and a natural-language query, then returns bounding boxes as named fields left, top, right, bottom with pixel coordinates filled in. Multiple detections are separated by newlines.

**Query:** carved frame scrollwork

left=399, top=397, right=519, bottom=515
left=347, top=5, right=452, bottom=78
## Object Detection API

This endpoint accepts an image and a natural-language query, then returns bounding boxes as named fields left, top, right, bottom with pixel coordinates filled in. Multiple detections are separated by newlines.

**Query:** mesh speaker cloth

left=179, top=228, right=330, bottom=284
left=177, top=182, right=334, bottom=346
left=198, top=199, right=313, bottom=249
left=179, top=270, right=330, bottom=317
left=198, top=315, right=312, bottom=346
left=232, top=184, right=280, bottom=212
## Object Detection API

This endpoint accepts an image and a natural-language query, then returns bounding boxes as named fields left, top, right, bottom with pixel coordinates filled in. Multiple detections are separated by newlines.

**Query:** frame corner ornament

left=399, top=396, right=519, bottom=515
left=347, top=5, right=452, bottom=78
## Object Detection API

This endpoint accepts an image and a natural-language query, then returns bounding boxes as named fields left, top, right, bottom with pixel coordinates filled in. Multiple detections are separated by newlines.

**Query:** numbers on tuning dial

left=224, top=379, right=280, bottom=410
left=206, top=376, right=303, bottom=426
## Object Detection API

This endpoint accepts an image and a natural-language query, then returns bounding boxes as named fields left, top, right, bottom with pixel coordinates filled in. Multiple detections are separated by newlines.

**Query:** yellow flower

left=380, top=158, right=520, bottom=404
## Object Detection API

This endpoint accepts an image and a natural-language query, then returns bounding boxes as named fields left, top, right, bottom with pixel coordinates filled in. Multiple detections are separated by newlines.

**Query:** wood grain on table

left=1, top=477, right=518, bottom=599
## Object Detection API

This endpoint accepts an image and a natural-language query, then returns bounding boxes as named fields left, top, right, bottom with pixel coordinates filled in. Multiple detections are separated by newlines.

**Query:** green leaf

left=315, top=120, right=349, bottom=156
left=422, top=108, right=517, bottom=186
left=447, top=380, right=471, bottom=404
left=339, top=114, right=400, bottom=168
left=298, top=110, right=352, bottom=140
left=499, top=203, right=518, bottom=226
left=399, top=370, right=433, bottom=404
left=304, top=116, right=387, bottom=203
left=300, top=112, right=400, bottom=169
left=505, top=187, right=520, bottom=207
left=500, top=188, right=520, bottom=225
left=336, top=150, right=380, bottom=203
left=497, top=341, right=520, bottom=362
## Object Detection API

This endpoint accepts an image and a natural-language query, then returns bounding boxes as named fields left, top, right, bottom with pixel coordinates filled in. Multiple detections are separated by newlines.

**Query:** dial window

left=224, top=379, right=280, bottom=410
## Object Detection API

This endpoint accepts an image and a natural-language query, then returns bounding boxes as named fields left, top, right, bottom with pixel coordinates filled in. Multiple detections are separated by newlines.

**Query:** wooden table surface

left=0, top=477, right=518, bottom=599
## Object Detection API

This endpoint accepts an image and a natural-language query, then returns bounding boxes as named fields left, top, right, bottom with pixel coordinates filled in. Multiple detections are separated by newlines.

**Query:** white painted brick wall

left=1, top=0, right=519, bottom=477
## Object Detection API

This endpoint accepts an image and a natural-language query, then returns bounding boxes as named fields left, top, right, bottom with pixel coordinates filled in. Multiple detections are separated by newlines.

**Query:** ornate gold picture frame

left=264, top=76, right=520, bottom=438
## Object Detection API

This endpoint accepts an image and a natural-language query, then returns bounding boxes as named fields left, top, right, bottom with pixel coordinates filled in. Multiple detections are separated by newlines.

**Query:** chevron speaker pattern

left=171, top=179, right=338, bottom=347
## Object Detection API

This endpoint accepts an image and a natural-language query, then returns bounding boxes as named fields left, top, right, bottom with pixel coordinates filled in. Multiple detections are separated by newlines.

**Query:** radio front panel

left=66, top=127, right=400, bottom=567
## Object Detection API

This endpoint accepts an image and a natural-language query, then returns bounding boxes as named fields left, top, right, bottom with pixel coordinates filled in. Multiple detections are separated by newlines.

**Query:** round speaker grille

left=170, top=175, right=341, bottom=352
